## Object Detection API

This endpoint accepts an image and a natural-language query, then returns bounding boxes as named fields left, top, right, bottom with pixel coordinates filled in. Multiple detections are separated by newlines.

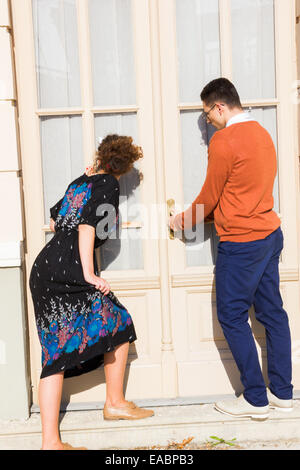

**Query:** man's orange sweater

left=180, top=121, right=281, bottom=242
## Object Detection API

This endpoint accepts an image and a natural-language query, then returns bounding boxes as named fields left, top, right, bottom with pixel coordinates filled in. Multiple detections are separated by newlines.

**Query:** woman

left=29, top=134, right=154, bottom=451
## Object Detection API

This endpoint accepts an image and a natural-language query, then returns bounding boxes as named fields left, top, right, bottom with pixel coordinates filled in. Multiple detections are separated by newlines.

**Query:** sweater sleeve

left=179, top=132, right=233, bottom=229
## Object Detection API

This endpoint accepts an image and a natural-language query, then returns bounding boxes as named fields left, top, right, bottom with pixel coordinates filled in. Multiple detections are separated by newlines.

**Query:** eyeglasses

left=201, top=103, right=216, bottom=121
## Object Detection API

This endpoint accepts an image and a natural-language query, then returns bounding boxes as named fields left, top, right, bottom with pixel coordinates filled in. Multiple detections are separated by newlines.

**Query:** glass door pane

left=94, top=113, right=144, bottom=270
left=231, top=0, right=276, bottom=100
left=89, top=0, right=143, bottom=271
left=180, top=110, right=219, bottom=266
left=32, top=0, right=81, bottom=108
left=89, top=0, right=136, bottom=106
left=40, top=115, right=84, bottom=223
left=176, top=0, right=221, bottom=102
left=175, top=0, right=221, bottom=266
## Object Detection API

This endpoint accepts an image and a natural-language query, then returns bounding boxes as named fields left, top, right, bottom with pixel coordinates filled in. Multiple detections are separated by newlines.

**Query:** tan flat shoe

left=40, top=442, right=88, bottom=450
left=103, top=401, right=154, bottom=420
left=62, top=442, right=88, bottom=450
left=124, top=400, right=137, bottom=408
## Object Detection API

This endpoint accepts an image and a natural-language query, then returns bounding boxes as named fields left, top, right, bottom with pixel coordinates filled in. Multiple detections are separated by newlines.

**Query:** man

left=169, top=78, right=293, bottom=420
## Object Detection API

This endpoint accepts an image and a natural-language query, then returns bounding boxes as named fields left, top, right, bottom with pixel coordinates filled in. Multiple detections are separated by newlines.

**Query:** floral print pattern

left=37, top=292, right=133, bottom=369
left=55, top=182, right=93, bottom=230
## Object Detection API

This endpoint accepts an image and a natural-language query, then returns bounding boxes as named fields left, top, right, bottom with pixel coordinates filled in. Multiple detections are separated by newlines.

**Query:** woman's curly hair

left=92, top=134, right=143, bottom=177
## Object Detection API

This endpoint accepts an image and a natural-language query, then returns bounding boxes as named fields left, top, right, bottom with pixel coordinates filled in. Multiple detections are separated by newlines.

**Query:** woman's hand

left=85, top=165, right=93, bottom=176
left=50, top=218, right=56, bottom=232
left=85, top=274, right=111, bottom=295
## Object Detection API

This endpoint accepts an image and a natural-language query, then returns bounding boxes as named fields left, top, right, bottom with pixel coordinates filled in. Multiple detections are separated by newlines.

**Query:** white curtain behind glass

left=40, top=116, right=84, bottom=224
left=89, top=0, right=136, bottom=106
left=231, top=0, right=276, bottom=100
left=176, top=0, right=221, bottom=102
left=32, top=0, right=81, bottom=108
left=89, top=0, right=142, bottom=270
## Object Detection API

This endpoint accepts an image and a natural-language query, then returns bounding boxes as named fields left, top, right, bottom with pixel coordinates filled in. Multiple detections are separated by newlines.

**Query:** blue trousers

left=215, top=227, right=293, bottom=407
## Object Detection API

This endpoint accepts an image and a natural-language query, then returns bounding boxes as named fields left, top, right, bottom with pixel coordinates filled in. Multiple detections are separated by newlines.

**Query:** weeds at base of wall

left=133, top=435, right=239, bottom=450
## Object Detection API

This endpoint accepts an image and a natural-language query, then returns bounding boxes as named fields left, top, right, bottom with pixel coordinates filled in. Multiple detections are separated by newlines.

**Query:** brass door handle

left=167, top=198, right=175, bottom=240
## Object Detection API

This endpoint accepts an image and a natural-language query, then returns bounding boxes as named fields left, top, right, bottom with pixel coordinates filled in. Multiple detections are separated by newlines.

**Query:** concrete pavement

left=1, top=398, right=300, bottom=450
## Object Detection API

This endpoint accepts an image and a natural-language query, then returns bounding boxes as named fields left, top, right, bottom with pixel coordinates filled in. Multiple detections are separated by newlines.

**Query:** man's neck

left=225, top=108, right=244, bottom=126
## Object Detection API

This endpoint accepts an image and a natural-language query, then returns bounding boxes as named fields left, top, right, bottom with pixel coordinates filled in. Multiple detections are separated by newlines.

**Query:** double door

left=11, top=0, right=300, bottom=407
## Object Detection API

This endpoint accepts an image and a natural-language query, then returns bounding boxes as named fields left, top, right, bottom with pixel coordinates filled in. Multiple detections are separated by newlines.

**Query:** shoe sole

left=103, top=414, right=154, bottom=421
left=214, top=404, right=269, bottom=421
left=269, top=404, right=293, bottom=413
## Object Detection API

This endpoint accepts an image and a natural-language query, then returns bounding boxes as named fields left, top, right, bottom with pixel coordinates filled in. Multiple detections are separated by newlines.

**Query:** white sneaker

left=267, top=388, right=293, bottom=412
left=214, top=395, right=270, bottom=421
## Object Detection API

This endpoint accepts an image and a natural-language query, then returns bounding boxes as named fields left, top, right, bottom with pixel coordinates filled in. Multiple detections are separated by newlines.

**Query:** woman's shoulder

left=90, top=173, right=119, bottom=193
left=82, top=174, right=120, bottom=205
left=68, top=173, right=119, bottom=191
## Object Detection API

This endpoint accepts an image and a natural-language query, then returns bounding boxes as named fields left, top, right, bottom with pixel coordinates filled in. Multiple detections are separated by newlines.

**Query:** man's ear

left=216, top=104, right=222, bottom=115
left=216, top=103, right=225, bottom=114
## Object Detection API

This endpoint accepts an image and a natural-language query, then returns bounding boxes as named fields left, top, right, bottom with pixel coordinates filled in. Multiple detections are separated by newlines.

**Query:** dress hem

left=40, top=324, right=137, bottom=379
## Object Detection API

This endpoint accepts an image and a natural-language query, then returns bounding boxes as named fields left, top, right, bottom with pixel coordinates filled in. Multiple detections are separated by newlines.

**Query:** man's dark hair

left=200, top=78, right=242, bottom=110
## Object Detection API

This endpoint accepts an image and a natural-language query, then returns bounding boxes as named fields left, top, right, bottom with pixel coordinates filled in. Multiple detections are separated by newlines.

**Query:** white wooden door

left=12, top=0, right=169, bottom=407
left=158, top=0, right=300, bottom=397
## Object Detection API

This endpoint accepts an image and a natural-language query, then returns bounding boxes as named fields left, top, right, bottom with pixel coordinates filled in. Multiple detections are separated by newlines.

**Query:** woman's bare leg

left=39, top=371, right=64, bottom=450
left=104, top=342, right=129, bottom=407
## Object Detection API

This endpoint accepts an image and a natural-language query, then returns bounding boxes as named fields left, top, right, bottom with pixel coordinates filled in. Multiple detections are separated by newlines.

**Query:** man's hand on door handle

left=168, top=212, right=183, bottom=232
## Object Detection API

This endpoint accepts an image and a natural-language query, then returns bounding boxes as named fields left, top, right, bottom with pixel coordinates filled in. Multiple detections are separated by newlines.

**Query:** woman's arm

left=78, top=224, right=111, bottom=295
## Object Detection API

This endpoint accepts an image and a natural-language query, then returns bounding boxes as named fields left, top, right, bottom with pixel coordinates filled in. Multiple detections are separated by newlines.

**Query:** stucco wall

left=0, top=267, right=31, bottom=420
left=297, top=0, right=300, bottom=153
left=0, top=0, right=30, bottom=420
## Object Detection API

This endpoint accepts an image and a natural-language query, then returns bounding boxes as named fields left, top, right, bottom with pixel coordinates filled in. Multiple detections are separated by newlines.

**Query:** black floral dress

left=29, top=173, right=137, bottom=379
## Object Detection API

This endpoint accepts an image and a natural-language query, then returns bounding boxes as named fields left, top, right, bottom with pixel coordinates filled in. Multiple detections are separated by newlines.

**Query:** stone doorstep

left=1, top=400, right=300, bottom=450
